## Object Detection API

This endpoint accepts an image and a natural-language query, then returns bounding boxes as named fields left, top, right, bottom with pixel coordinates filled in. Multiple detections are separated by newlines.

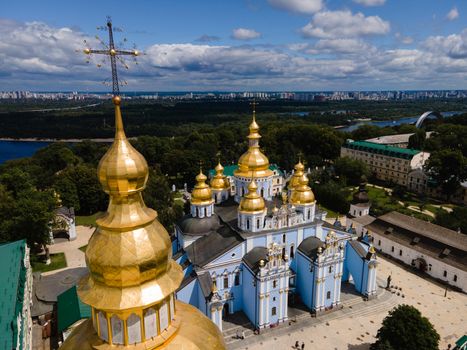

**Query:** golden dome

left=288, top=160, right=305, bottom=190
left=235, top=112, right=273, bottom=178
left=62, top=96, right=226, bottom=350
left=239, top=179, right=266, bottom=213
left=192, top=169, right=214, bottom=205
left=289, top=174, right=315, bottom=205
left=210, top=161, right=230, bottom=190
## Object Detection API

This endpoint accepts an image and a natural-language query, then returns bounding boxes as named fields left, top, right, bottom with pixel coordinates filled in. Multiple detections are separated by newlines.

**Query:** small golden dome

left=288, top=160, right=305, bottom=190
left=239, top=179, right=265, bottom=213
left=289, top=174, right=315, bottom=205
left=235, top=112, right=273, bottom=178
left=192, top=169, right=214, bottom=205
left=210, top=161, right=230, bottom=190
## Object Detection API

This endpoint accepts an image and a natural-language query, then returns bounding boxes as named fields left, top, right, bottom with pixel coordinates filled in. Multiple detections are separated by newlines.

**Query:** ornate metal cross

left=83, top=17, right=139, bottom=97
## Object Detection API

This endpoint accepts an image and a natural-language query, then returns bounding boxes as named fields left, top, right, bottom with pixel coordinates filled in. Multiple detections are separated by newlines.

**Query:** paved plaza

left=225, top=256, right=466, bottom=350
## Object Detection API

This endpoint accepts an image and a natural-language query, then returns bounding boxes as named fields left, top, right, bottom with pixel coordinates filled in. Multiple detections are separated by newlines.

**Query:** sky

left=0, top=0, right=466, bottom=91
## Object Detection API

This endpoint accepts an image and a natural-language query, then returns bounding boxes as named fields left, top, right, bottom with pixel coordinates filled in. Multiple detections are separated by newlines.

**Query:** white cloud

left=353, top=0, right=386, bottom=7
left=267, top=0, right=323, bottom=15
left=0, top=19, right=466, bottom=91
left=232, top=28, right=261, bottom=40
left=301, top=10, right=390, bottom=38
left=446, top=7, right=459, bottom=21
left=395, top=32, right=414, bottom=45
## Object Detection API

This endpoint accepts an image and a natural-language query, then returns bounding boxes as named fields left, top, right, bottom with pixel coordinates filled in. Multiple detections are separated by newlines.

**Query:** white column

left=259, top=295, right=263, bottom=326
left=265, top=294, right=270, bottom=325
left=279, top=290, right=283, bottom=320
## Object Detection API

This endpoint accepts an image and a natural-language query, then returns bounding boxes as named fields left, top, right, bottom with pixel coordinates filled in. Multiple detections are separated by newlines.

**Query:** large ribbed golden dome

left=235, top=111, right=273, bottom=178
left=290, top=174, right=315, bottom=205
left=191, top=169, right=214, bottom=205
left=239, top=179, right=266, bottom=213
left=210, top=161, right=230, bottom=190
left=288, top=160, right=305, bottom=190
left=61, top=96, right=225, bottom=349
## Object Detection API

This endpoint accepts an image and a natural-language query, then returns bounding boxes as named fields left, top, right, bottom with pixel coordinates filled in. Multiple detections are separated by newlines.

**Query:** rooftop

left=343, top=140, right=421, bottom=160
left=57, top=286, right=91, bottom=332
left=0, top=240, right=27, bottom=350
left=209, top=164, right=283, bottom=177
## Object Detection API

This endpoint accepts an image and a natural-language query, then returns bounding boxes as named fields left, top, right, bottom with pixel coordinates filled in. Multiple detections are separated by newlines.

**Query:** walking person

left=295, top=340, right=299, bottom=348
left=301, top=341, right=305, bottom=349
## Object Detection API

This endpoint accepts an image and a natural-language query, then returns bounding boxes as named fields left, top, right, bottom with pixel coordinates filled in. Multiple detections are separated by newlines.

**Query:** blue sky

left=1, top=0, right=466, bottom=91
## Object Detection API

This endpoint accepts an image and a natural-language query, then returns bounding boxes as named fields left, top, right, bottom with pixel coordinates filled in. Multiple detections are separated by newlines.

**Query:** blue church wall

left=207, top=244, right=243, bottom=266
left=242, top=267, right=258, bottom=327
left=197, top=282, right=207, bottom=315
left=303, top=227, right=315, bottom=240
left=177, top=278, right=199, bottom=308
left=268, top=281, right=281, bottom=325
left=343, top=241, right=370, bottom=295
left=171, top=237, right=179, bottom=256
left=295, top=251, right=314, bottom=309
left=323, top=270, right=336, bottom=308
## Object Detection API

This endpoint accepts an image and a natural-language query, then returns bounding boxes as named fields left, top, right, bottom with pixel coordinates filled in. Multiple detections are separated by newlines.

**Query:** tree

left=333, top=157, right=369, bottom=186
left=408, top=129, right=426, bottom=150
left=371, top=305, right=440, bottom=350
left=434, top=206, right=467, bottom=234
left=311, top=180, right=350, bottom=214
left=424, top=149, right=467, bottom=200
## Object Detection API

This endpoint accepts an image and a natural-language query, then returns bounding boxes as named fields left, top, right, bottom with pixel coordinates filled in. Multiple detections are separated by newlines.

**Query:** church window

left=111, top=315, right=124, bottom=344
left=290, top=245, right=295, bottom=259
left=271, top=307, right=277, bottom=316
left=308, top=210, right=311, bottom=220
left=454, top=275, right=457, bottom=282
left=223, top=275, right=229, bottom=289
left=257, top=219, right=260, bottom=229
left=328, top=266, right=333, bottom=273
left=391, top=246, right=394, bottom=253
left=272, top=280, right=277, bottom=288
left=246, top=220, right=250, bottom=230
left=282, top=234, right=286, bottom=243
left=127, top=313, right=142, bottom=344
left=234, top=272, right=240, bottom=286
left=378, top=240, right=381, bottom=246
left=443, top=270, right=447, bottom=277
left=399, top=249, right=402, bottom=256
left=282, top=247, right=285, bottom=259
left=326, top=291, right=331, bottom=300
left=204, top=208, right=207, bottom=216
left=261, top=188, right=264, bottom=197
left=273, top=297, right=276, bottom=301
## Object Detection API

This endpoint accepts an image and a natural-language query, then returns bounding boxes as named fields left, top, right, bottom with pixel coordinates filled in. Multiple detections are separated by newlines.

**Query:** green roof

left=209, top=164, right=283, bottom=177
left=0, top=240, right=27, bottom=350
left=343, top=140, right=420, bottom=160
left=57, top=286, right=91, bottom=332
left=456, top=335, right=467, bottom=347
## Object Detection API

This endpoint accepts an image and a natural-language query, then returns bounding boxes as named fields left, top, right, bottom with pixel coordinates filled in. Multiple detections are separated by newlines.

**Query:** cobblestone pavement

left=226, top=256, right=466, bottom=350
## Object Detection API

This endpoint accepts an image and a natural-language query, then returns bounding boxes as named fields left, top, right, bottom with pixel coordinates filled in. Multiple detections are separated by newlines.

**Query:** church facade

left=173, top=110, right=378, bottom=331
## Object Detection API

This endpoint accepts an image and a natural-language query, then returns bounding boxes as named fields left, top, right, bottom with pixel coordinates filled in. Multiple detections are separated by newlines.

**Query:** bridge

left=415, top=111, right=443, bottom=128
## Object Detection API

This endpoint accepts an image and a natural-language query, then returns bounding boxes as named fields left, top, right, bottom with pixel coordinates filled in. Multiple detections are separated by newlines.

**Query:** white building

left=365, top=211, right=467, bottom=292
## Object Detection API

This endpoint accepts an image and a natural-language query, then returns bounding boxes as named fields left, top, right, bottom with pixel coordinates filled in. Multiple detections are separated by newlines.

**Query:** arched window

left=282, top=234, right=286, bottom=243
left=98, top=312, right=108, bottom=341
left=127, top=313, right=142, bottom=344
left=144, top=308, right=157, bottom=340
left=271, top=307, right=277, bottom=316
left=246, top=220, right=250, bottom=230
left=111, top=315, right=124, bottom=344
left=261, top=188, right=264, bottom=197
left=234, top=271, right=240, bottom=286
left=223, top=274, right=229, bottom=289
left=257, top=219, right=260, bottom=229
left=307, top=210, right=311, bottom=220
left=204, top=208, right=207, bottom=217
left=326, top=291, right=331, bottom=300
left=282, top=247, right=285, bottom=259
left=290, top=245, right=295, bottom=259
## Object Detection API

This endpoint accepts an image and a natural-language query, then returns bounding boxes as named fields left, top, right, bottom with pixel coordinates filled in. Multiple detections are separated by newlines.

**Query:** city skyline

left=1, top=0, right=466, bottom=91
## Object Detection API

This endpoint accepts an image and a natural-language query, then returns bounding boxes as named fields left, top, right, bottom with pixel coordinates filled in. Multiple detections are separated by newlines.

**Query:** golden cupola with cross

left=288, top=158, right=305, bottom=192
left=234, top=103, right=273, bottom=178
left=61, top=18, right=225, bottom=350
left=210, top=161, right=230, bottom=203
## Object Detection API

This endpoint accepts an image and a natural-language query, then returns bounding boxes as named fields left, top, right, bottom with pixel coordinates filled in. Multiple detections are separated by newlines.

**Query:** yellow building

left=341, top=140, right=430, bottom=186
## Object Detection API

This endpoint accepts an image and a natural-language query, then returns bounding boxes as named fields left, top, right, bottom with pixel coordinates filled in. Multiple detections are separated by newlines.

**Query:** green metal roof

left=0, top=240, right=27, bottom=350
left=343, top=140, right=420, bottom=160
left=209, top=164, right=283, bottom=177
left=57, top=285, right=91, bottom=332
left=456, top=335, right=467, bottom=347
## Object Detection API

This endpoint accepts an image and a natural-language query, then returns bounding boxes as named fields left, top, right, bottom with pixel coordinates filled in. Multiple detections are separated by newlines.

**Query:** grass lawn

left=318, top=205, right=339, bottom=218
left=79, top=245, right=88, bottom=253
left=31, top=253, right=67, bottom=273
left=76, top=212, right=104, bottom=227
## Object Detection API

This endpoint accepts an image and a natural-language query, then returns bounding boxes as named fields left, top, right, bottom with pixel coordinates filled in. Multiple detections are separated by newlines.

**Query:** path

left=47, top=225, right=93, bottom=271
